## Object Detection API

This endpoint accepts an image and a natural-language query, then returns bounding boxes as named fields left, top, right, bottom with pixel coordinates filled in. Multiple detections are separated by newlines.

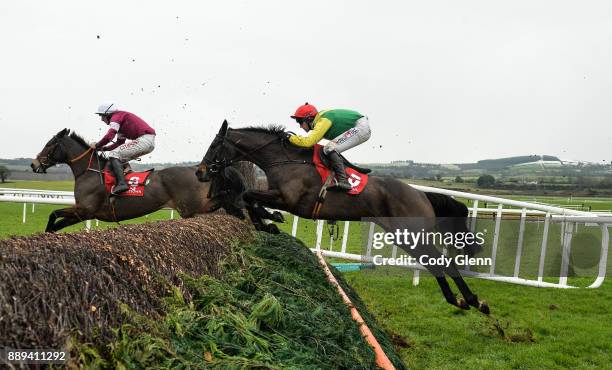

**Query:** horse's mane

left=68, top=131, right=106, bottom=160
left=239, top=125, right=287, bottom=137
left=68, top=131, right=91, bottom=148
left=237, top=124, right=314, bottom=156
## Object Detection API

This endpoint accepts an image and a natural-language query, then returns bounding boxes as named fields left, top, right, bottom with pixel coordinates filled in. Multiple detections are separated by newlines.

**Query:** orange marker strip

left=316, top=252, right=396, bottom=370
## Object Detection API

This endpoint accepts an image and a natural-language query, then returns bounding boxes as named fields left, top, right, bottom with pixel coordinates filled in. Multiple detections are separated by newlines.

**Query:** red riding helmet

left=291, top=103, right=318, bottom=119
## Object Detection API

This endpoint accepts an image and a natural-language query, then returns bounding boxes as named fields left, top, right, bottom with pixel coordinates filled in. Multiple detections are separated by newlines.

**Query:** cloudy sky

left=1, top=1, right=611, bottom=164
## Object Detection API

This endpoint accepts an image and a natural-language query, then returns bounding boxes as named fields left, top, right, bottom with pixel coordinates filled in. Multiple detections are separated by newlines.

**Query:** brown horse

left=30, top=128, right=261, bottom=232
left=196, top=121, right=489, bottom=314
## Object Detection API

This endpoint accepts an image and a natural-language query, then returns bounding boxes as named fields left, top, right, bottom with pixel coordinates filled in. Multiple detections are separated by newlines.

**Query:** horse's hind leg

left=436, top=276, right=470, bottom=310
left=446, top=264, right=490, bottom=314
left=409, top=242, right=471, bottom=310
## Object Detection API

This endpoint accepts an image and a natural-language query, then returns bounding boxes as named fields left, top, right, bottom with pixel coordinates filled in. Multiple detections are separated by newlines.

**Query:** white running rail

left=0, top=188, right=176, bottom=229
left=296, top=184, right=609, bottom=289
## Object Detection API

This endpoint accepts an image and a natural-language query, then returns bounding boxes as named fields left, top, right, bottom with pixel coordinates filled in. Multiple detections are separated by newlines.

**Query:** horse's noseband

left=206, top=161, right=223, bottom=174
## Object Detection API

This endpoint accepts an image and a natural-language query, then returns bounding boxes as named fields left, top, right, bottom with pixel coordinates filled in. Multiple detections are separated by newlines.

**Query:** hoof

left=271, top=211, right=285, bottom=223
left=234, top=210, right=247, bottom=220
left=478, top=301, right=490, bottom=315
left=457, top=298, right=470, bottom=310
left=265, top=224, right=280, bottom=234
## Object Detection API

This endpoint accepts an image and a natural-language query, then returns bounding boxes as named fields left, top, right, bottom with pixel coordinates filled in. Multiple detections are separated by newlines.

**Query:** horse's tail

left=424, top=192, right=483, bottom=257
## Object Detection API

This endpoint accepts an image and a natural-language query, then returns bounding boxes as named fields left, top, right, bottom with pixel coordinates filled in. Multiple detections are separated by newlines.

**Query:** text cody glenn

left=372, top=255, right=492, bottom=268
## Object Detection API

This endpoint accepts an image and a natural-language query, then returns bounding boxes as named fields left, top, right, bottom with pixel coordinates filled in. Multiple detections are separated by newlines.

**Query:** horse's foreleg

left=243, top=189, right=286, bottom=209
left=243, top=190, right=286, bottom=234
left=50, top=216, right=83, bottom=233
left=251, top=202, right=284, bottom=223
left=45, top=211, right=60, bottom=232
left=46, top=207, right=75, bottom=232
left=245, top=202, right=280, bottom=234
left=45, top=207, right=85, bottom=233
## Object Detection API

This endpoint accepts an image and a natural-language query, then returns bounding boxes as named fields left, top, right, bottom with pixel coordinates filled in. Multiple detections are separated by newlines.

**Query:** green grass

left=344, top=269, right=611, bottom=369
left=0, top=202, right=177, bottom=238
left=276, top=214, right=611, bottom=368
left=0, top=180, right=75, bottom=191
left=0, top=180, right=178, bottom=238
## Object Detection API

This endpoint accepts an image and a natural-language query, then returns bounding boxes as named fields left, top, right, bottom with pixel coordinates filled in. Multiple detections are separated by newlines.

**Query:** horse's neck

left=236, top=134, right=311, bottom=169
left=65, top=144, right=106, bottom=178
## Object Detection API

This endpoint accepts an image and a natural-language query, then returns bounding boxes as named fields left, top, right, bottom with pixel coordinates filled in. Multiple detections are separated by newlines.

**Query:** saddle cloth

left=312, top=144, right=368, bottom=195
left=104, top=170, right=153, bottom=197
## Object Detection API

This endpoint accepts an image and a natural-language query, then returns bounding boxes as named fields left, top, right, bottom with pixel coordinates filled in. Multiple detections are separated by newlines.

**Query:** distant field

left=0, top=180, right=74, bottom=191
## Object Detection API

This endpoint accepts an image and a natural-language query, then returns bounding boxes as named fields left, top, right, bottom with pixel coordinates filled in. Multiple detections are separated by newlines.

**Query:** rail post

left=537, top=213, right=551, bottom=283
left=513, top=208, right=527, bottom=278
left=341, top=221, right=350, bottom=253
left=291, top=214, right=299, bottom=237
left=490, top=204, right=503, bottom=275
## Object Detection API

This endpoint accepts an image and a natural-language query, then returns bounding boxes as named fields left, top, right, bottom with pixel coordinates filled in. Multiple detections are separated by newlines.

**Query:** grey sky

left=1, top=1, right=611, bottom=164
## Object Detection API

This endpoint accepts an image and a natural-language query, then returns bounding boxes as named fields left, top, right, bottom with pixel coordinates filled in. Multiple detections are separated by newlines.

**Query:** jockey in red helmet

left=288, top=103, right=371, bottom=191
left=94, top=103, right=156, bottom=195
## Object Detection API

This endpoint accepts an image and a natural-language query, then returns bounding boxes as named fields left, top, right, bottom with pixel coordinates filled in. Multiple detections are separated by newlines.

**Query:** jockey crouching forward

left=289, top=103, right=371, bottom=191
left=94, top=103, right=156, bottom=195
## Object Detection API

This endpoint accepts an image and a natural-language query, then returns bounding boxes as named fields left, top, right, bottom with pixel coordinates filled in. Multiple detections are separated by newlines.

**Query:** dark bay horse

left=30, top=128, right=259, bottom=232
left=196, top=121, right=489, bottom=314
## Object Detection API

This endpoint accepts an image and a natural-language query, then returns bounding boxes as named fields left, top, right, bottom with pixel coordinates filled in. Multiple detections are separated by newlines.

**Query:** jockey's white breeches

left=323, top=116, right=371, bottom=154
left=106, top=134, right=156, bottom=162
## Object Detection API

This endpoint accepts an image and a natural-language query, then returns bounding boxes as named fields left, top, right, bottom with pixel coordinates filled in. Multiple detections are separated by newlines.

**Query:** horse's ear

left=219, top=120, right=229, bottom=136
left=56, top=128, right=69, bottom=137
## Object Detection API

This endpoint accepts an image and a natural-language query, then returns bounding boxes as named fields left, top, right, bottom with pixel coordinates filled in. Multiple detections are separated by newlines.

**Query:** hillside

left=3, top=154, right=611, bottom=183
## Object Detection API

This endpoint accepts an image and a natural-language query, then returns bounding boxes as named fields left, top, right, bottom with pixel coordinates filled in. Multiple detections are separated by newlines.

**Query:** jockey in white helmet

left=94, top=103, right=156, bottom=194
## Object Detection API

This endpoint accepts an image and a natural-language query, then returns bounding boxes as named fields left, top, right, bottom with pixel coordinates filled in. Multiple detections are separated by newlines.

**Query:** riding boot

left=110, top=158, right=129, bottom=195
left=326, top=151, right=352, bottom=191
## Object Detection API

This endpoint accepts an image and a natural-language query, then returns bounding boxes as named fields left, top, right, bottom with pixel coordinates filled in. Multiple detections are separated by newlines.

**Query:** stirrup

left=123, top=162, right=133, bottom=175
left=111, top=184, right=129, bottom=195
left=329, top=177, right=352, bottom=191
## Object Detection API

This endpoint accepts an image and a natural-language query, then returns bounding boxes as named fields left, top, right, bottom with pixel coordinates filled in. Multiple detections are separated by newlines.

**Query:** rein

left=67, top=146, right=105, bottom=181
left=207, top=133, right=309, bottom=173
left=39, top=142, right=100, bottom=178
left=70, top=147, right=94, bottom=163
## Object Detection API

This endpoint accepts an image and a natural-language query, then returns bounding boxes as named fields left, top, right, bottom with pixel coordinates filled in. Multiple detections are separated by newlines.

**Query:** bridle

left=37, top=136, right=102, bottom=180
left=204, top=132, right=309, bottom=175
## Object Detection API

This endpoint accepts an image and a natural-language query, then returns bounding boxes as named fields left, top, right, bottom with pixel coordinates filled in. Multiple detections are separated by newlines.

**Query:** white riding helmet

left=95, top=103, right=118, bottom=115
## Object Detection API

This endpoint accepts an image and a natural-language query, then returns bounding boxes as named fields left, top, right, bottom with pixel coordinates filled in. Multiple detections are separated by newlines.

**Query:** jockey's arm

left=289, top=118, right=332, bottom=147
left=96, top=122, right=120, bottom=148
left=103, top=135, right=126, bottom=151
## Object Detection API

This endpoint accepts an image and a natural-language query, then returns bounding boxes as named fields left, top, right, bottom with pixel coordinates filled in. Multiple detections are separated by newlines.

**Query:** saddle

left=104, top=167, right=154, bottom=197
left=311, top=144, right=370, bottom=218
left=312, top=145, right=370, bottom=195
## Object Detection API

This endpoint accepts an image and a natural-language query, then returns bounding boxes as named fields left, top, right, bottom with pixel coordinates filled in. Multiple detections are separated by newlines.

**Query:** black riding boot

left=110, top=158, right=129, bottom=195
left=327, top=151, right=352, bottom=191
